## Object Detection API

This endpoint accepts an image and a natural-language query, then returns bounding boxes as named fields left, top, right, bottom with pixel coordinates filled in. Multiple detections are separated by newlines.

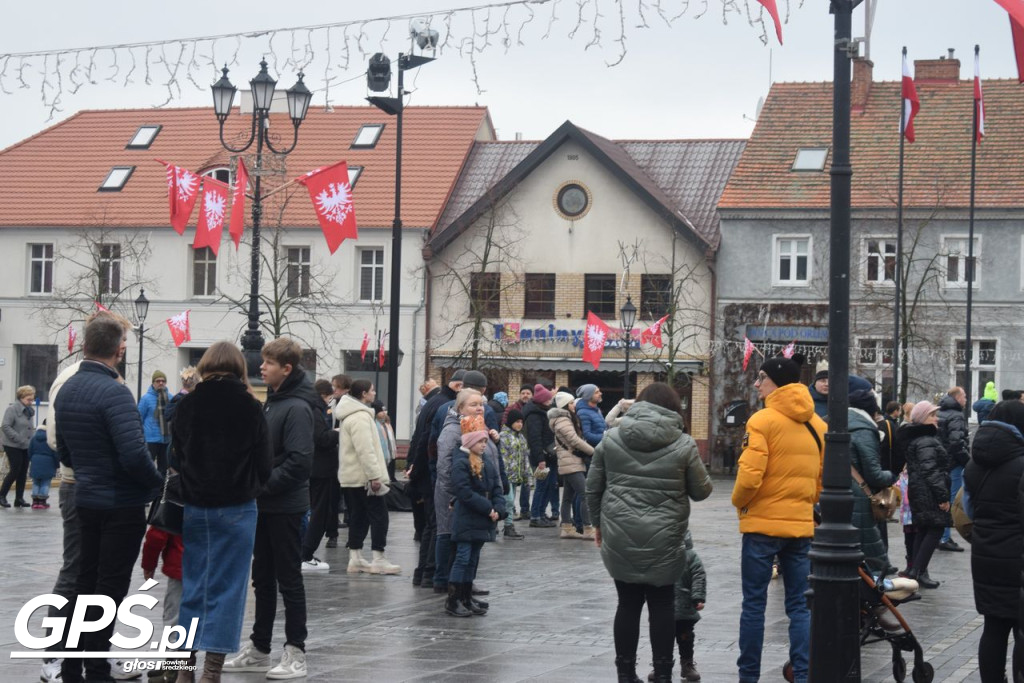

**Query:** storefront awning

left=430, top=355, right=704, bottom=374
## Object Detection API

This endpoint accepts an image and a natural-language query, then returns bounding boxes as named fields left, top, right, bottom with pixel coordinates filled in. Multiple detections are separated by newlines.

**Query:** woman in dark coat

left=847, top=378, right=896, bottom=575
left=964, top=401, right=1024, bottom=682
left=898, top=400, right=952, bottom=589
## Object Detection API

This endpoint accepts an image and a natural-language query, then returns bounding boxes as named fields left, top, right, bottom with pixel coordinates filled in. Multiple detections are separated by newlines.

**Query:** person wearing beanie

left=731, top=354, right=825, bottom=683
left=523, top=384, right=559, bottom=527
left=575, top=384, right=606, bottom=448
left=487, top=392, right=509, bottom=429
left=548, top=392, right=595, bottom=540
left=973, top=381, right=997, bottom=424
left=137, top=369, right=171, bottom=474
left=444, top=424, right=506, bottom=617
left=894, top=400, right=950, bottom=589
left=937, top=388, right=968, bottom=553
left=498, top=409, right=529, bottom=537
left=808, top=361, right=829, bottom=420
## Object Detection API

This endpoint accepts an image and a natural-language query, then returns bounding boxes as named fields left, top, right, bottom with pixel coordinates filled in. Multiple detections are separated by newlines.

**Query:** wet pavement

left=0, top=476, right=988, bottom=682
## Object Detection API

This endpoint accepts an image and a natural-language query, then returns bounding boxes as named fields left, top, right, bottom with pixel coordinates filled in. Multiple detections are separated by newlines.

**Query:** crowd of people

left=6, top=312, right=1024, bottom=681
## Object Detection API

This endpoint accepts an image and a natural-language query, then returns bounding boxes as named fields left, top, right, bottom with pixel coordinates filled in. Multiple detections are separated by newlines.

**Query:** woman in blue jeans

left=170, top=342, right=272, bottom=680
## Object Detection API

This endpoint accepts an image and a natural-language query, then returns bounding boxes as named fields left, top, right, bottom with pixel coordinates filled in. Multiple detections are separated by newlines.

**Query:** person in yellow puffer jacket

left=731, top=353, right=825, bottom=683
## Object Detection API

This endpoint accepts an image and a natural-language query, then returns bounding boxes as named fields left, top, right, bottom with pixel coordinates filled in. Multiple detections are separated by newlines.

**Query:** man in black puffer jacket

left=301, top=380, right=341, bottom=571
left=523, top=384, right=557, bottom=527
left=55, top=316, right=162, bottom=683
left=937, top=387, right=968, bottom=552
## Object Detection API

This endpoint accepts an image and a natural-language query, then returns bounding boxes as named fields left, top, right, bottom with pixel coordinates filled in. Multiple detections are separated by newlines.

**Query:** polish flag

left=67, top=326, right=77, bottom=353
left=360, top=331, right=370, bottom=362
left=901, top=51, right=921, bottom=143
left=640, top=315, right=670, bottom=349
left=992, top=0, right=1024, bottom=81
left=974, top=48, right=986, bottom=143
left=193, top=178, right=229, bottom=256
left=782, top=341, right=796, bottom=359
left=166, top=310, right=191, bottom=347
left=297, top=162, right=358, bottom=254
left=158, top=160, right=201, bottom=235
left=756, top=0, right=783, bottom=45
left=743, top=337, right=757, bottom=371
left=228, top=158, right=249, bottom=249
left=582, top=311, right=610, bottom=370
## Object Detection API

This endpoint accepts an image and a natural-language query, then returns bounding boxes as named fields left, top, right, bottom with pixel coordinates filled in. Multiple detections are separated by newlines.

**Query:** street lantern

left=249, top=60, right=277, bottom=112
left=134, top=288, right=149, bottom=399
left=285, top=73, right=313, bottom=125
left=211, top=67, right=236, bottom=122
left=620, top=296, right=637, bottom=399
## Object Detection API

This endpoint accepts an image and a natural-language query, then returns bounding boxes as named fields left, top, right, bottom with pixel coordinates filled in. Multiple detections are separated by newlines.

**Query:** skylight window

left=99, top=166, right=136, bottom=192
left=348, top=166, right=363, bottom=187
left=351, top=124, right=384, bottom=148
left=792, top=148, right=829, bottom=171
left=126, top=125, right=162, bottom=149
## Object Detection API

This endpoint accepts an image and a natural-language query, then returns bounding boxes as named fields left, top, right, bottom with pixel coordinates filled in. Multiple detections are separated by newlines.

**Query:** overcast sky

left=0, top=1, right=1018, bottom=149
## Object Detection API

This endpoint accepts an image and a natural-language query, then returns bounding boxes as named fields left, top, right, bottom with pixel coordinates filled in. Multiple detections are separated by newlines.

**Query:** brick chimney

left=915, top=49, right=961, bottom=83
left=851, top=57, right=873, bottom=113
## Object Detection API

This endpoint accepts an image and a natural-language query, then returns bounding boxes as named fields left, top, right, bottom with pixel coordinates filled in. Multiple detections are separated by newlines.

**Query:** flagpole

left=894, top=47, right=907, bottom=405
left=964, top=44, right=980, bottom=418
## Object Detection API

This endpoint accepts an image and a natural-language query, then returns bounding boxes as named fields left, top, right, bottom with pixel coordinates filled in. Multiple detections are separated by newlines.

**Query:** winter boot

left=614, top=655, right=643, bottom=683
left=199, top=652, right=224, bottom=683
left=680, top=660, right=701, bottom=681
left=412, top=567, right=423, bottom=586
left=560, top=523, right=583, bottom=539
left=503, top=524, right=524, bottom=539
left=444, top=583, right=471, bottom=617
left=175, top=652, right=197, bottom=682
left=651, top=657, right=675, bottom=683
left=347, top=549, right=371, bottom=574
left=460, top=583, right=487, bottom=615
left=369, top=550, right=401, bottom=575
left=420, top=569, right=435, bottom=588
left=580, top=525, right=596, bottom=540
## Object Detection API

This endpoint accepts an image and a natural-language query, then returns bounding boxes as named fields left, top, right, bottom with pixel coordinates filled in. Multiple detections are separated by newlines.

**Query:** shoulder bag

left=850, top=466, right=901, bottom=523
left=147, top=471, right=184, bottom=535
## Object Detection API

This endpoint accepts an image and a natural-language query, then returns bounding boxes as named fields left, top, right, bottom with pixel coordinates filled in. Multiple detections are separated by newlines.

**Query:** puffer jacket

left=966, top=420, right=1024, bottom=619
left=849, top=407, right=895, bottom=573
left=522, top=399, right=555, bottom=467
left=585, top=401, right=712, bottom=586
left=498, top=425, right=530, bottom=485
left=898, top=422, right=952, bottom=528
left=54, top=360, right=162, bottom=509
left=731, top=383, right=826, bottom=538
left=260, top=368, right=315, bottom=514
left=28, top=428, right=60, bottom=481
left=673, top=531, right=706, bottom=623
left=548, top=406, right=594, bottom=475
left=434, top=409, right=503, bottom=536
left=937, top=394, right=969, bottom=467
left=450, top=447, right=506, bottom=543
left=576, top=401, right=606, bottom=447
left=137, top=385, right=171, bottom=444
left=2, top=401, right=34, bottom=450
left=335, top=394, right=388, bottom=488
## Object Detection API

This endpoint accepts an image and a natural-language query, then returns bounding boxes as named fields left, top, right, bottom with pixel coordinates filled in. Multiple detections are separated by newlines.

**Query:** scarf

left=156, top=389, right=169, bottom=438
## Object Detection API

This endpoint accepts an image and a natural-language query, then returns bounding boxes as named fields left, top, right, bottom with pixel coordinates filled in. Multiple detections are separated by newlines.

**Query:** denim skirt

left=179, top=500, right=257, bottom=653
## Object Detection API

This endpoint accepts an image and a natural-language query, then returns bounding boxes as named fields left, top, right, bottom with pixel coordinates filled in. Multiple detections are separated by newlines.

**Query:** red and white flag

left=378, top=332, right=386, bottom=369
left=901, top=51, right=921, bottom=143
left=228, top=158, right=249, bottom=249
left=743, top=337, right=757, bottom=371
left=159, top=161, right=202, bottom=235
left=974, top=47, right=986, bottom=143
left=166, top=310, right=191, bottom=347
left=756, top=0, right=783, bottom=45
left=67, top=326, right=77, bottom=353
left=193, top=177, right=229, bottom=256
left=992, top=0, right=1024, bottom=80
left=582, top=311, right=610, bottom=370
left=297, top=162, right=358, bottom=254
left=95, top=301, right=109, bottom=312
left=360, top=331, right=370, bottom=362
left=640, top=314, right=670, bottom=349
left=782, top=340, right=796, bottom=359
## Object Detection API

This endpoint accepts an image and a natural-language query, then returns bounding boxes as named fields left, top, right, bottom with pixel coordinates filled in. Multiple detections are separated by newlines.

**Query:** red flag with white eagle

left=360, top=331, right=370, bottom=362
left=297, top=162, right=358, bottom=254
left=166, top=310, right=191, bottom=347
left=582, top=311, right=610, bottom=370
left=901, top=50, right=921, bottom=143
left=159, top=161, right=202, bottom=235
left=228, top=158, right=248, bottom=249
left=756, top=0, right=783, bottom=45
left=782, top=340, right=796, bottom=359
left=67, top=326, right=77, bottom=353
left=974, top=47, right=986, bottom=143
left=640, top=315, right=670, bottom=349
left=193, top=177, right=229, bottom=256
left=992, top=0, right=1024, bottom=81
left=743, top=337, right=757, bottom=371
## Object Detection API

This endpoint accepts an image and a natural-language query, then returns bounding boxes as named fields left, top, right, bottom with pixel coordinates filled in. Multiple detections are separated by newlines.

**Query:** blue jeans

left=433, top=533, right=452, bottom=587
left=530, top=460, right=559, bottom=519
left=738, top=533, right=811, bottom=683
left=32, top=478, right=52, bottom=500
left=942, top=465, right=964, bottom=542
left=449, top=541, right=482, bottom=583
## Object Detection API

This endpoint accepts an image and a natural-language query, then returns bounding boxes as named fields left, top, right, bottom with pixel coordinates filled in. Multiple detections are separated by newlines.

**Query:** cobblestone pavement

left=0, top=476, right=987, bottom=682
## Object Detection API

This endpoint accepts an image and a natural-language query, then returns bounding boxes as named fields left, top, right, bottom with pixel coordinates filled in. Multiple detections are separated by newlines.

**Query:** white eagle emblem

left=314, top=182, right=353, bottom=225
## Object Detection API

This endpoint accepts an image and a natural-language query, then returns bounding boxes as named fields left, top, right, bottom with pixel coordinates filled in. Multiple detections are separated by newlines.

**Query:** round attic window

left=554, top=182, right=592, bottom=220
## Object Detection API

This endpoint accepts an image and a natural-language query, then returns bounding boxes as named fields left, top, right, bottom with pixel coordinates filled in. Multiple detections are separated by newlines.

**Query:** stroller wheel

left=782, top=660, right=794, bottom=683
left=911, top=661, right=934, bottom=683
left=892, top=655, right=906, bottom=682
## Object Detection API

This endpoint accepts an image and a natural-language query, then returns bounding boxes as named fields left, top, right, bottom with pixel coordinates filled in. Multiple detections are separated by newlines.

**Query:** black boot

left=13, top=498, right=28, bottom=508
left=420, top=569, right=434, bottom=588
left=0, top=497, right=8, bottom=508
left=652, top=657, right=675, bottom=683
left=460, top=583, right=487, bottom=615
left=444, top=584, right=471, bottom=617
left=412, top=568, right=423, bottom=586
left=614, top=655, right=642, bottom=683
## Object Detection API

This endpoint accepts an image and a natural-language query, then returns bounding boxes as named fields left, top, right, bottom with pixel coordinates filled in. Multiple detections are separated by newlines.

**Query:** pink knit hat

left=909, top=400, right=939, bottom=424
left=461, top=430, right=489, bottom=449
left=532, top=384, right=554, bottom=405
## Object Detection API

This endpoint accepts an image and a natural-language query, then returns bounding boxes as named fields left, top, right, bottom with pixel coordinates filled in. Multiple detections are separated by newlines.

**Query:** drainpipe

left=705, top=245, right=717, bottom=468
left=408, top=228, right=429, bottom=438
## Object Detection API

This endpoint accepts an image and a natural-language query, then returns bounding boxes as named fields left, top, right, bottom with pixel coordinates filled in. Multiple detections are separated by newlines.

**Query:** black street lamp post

left=620, top=296, right=637, bottom=400
left=808, top=1, right=864, bottom=680
left=134, top=289, right=150, bottom=399
left=366, top=46, right=434, bottom=428
left=210, top=60, right=312, bottom=379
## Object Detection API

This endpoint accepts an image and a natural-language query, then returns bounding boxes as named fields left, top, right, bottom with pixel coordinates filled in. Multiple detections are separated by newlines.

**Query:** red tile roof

left=720, top=78, right=1024, bottom=210
left=0, top=106, right=492, bottom=229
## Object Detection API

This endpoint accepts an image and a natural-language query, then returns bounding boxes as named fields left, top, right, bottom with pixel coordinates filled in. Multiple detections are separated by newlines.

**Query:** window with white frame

left=857, top=338, right=895, bottom=406
left=29, top=243, right=54, bottom=294
left=192, top=247, right=217, bottom=297
left=865, top=238, right=897, bottom=284
left=943, top=236, right=980, bottom=288
left=955, top=339, right=997, bottom=405
left=98, top=243, right=121, bottom=295
left=286, top=247, right=311, bottom=298
left=774, top=236, right=811, bottom=285
left=359, top=248, right=384, bottom=302
left=203, top=167, right=231, bottom=184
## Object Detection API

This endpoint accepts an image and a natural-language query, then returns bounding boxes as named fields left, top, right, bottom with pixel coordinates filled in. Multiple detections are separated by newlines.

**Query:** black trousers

left=416, top=494, right=436, bottom=575
left=676, top=620, right=696, bottom=661
left=60, top=505, right=147, bottom=683
left=613, top=580, right=675, bottom=662
left=343, top=486, right=389, bottom=551
left=327, top=480, right=342, bottom=538
left=250, top=512, right=307, bottom=653
left=911, top=525, right=943, bottom=576
left=979, top=615, right=1019, bottom=682
left=147, top=442, right=168, bottom=476
left=301, top=477, right=335, bottom=561
left=0, top=446, right=28, bottom=500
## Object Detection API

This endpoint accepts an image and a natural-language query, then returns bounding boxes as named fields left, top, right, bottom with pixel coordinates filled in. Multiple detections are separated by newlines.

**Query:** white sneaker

left=40, top=658, right=61, bottom=682
left=266, top=644, right=306, bottom=680
left=346, top=549, right=371, bottom=574
left=368, top=550, right=401, bottom=575
left=109, top=659, right=141, bottom=680
left=222, top=640, right=271, bottom=672
left=301, top=557, right=330, bottom=572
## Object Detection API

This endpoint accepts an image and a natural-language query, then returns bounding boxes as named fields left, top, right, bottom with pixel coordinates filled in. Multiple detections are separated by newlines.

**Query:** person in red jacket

left=141, top=525, right=183, bottom=682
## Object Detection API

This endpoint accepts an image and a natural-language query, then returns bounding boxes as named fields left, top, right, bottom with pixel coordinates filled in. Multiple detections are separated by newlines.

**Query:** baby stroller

left=858, top=567, right=933, bottom=682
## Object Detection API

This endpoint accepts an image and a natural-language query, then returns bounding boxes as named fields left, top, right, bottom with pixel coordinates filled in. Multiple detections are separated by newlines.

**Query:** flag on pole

left=228, top=158, right=248, bottom=249
left=360, top=331, right=370, bottom=362
left=640, top=315, right=670, bottom=348
left=378, top=331, right=386, bottom=369
left=166, top=310, right=191, bottom=347
left=782, top=341, right=796, bottom=359
left=743, top=337, right=757, bottom=371
left=193, top=177, right=229, bottom=256
left=901, top=51, right=921, bottom=142
left=974, top=47, right=986, bottom=143
left=297, top=161, right=358, bottom=254
left=756, top=0, right=784, bottom=45
left=159, top=161, right=202, bottom=235
left=67, top=326, right=77, bottom=353
left=582, top=311, right=610, bottom=370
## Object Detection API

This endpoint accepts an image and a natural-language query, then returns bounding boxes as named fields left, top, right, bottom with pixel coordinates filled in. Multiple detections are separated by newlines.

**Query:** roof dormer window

left=99, top=166, right=135, bottom=192
left=348, top=165, right=363, bottom=187
left=351, top=124, right=384, bottom=149
left=126, top=125, right=162, bottom=149
left=791, top=148, right=829, bottom=171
